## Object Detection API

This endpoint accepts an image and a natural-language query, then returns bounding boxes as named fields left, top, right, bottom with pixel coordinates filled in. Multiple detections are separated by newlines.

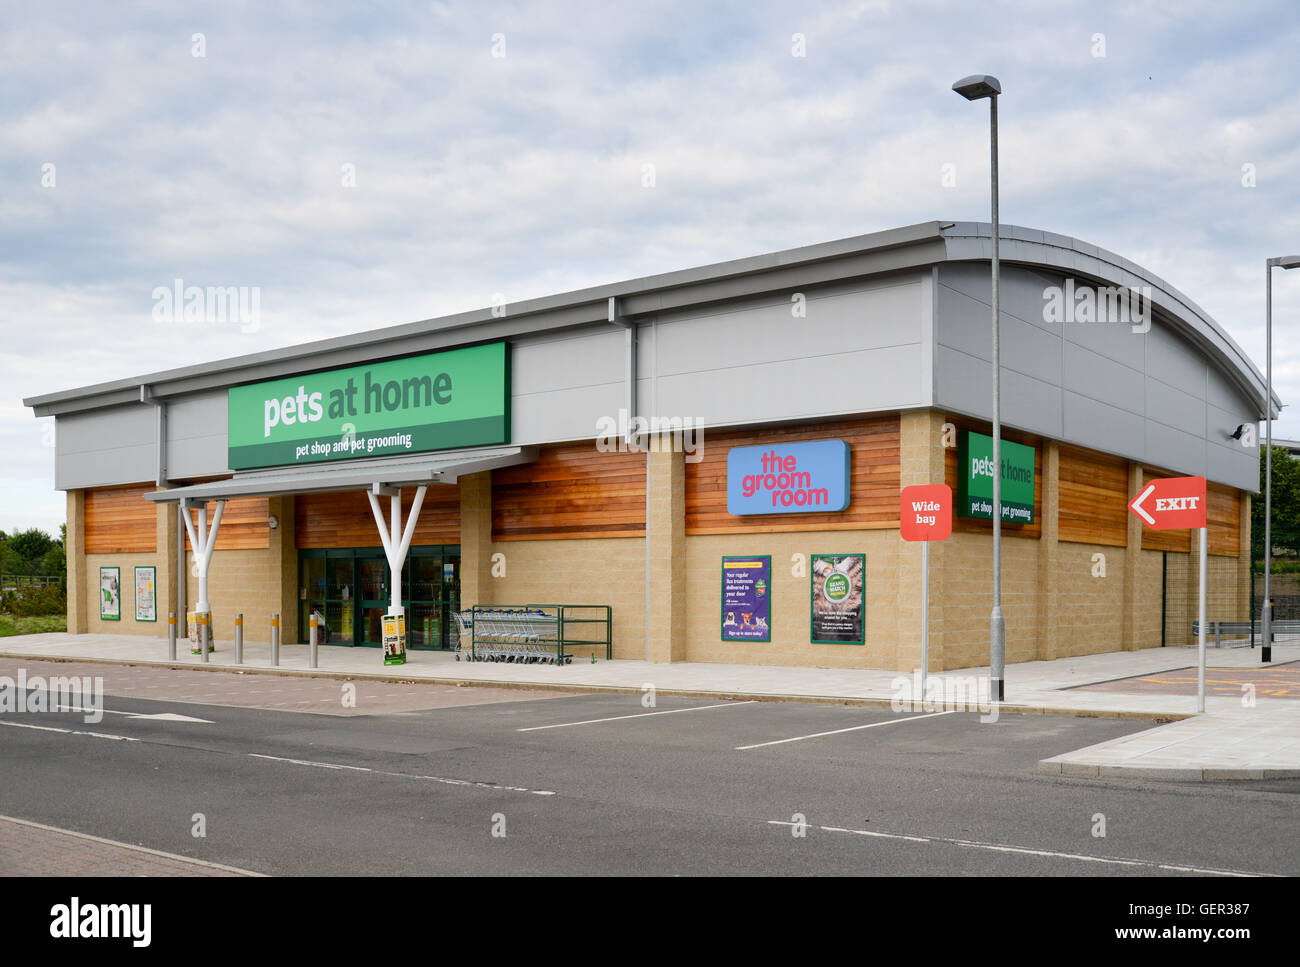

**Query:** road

left=1, top=665, right=1297, bottom=876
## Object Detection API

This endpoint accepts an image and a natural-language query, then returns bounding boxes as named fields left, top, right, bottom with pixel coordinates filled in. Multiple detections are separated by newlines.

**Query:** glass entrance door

left=357, top=554, right=389, bottom=647
left=299, top=546, right=460, bottom=648
left=300, top=550, right=355, bottom=645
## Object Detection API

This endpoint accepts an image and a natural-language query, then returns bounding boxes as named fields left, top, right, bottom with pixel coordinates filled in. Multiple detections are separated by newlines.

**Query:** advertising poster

left=721, top=556, right=771, bottom=641
left=810, top=554, right=865, bottom=644
left=134, top=566, right=156, bottom=622
left=99, top=567, right=120, bottom=621
left=383, top=612, right=407, bottom=665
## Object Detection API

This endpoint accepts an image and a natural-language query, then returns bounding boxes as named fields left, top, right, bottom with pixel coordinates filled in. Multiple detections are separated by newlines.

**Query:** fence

left=1160, top=551, right=1251, bottom=648
left=1, top=574, right=63, bottom=592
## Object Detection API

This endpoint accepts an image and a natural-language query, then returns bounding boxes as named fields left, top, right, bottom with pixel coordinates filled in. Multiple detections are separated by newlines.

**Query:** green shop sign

left=227, top=342, right=510, bottom=469
left=958, top=430, right=1035, bottom=524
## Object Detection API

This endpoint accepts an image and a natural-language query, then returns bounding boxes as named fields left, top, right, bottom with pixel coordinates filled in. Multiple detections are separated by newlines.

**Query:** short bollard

left=235, top=613, right=244, bottom=665
left=309, top=612, right=318, bottom=669
left=200, top=612, right=210, bottom=664
left=168, top=611, right=177, bottom=661
left=271, top=613, right=280, bottom=666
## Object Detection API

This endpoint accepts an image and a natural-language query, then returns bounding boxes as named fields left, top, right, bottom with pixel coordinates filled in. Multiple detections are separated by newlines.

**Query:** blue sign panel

left=726, top=440, right=851, bottom=515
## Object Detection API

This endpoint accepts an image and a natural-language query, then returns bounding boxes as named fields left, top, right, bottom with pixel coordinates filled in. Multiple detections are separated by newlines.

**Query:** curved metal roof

left=24, top=220, right=1277, bottom=420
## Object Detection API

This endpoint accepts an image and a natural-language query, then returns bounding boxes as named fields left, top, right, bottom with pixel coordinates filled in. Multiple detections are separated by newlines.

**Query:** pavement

left=0, top=814, right=257, bottom=876
left=3, top=632, right=1300, bottom=781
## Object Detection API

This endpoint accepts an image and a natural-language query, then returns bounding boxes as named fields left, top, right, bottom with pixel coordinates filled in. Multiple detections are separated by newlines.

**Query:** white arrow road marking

left=1131, top=483, right=1157, bottom=525
left=53, top=705, right=214, bottom=723
left=768, top=820, right=1277, bottom=876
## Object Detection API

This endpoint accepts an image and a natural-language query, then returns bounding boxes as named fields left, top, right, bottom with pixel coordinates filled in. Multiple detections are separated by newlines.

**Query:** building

left=24, top=220, right=1274, bottom=670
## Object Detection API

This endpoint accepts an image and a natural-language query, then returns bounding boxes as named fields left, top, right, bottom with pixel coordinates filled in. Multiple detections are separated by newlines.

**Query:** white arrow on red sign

left=1128, top=475, right=1207, bottom=530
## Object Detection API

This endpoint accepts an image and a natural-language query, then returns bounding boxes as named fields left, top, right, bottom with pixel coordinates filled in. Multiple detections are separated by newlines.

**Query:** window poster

left=810, top=553, right=864, bottom=644
left=721, top=556, right=771, bottom=642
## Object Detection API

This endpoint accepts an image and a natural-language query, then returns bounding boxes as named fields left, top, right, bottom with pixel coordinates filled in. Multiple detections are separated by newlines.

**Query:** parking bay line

left=518, top=700, right=758, bottom=732
left=248, top=753, right=556, bottom=796
left=736, top=710, right=955, bottom=750
left=768, top=821, right=1274, bottom=877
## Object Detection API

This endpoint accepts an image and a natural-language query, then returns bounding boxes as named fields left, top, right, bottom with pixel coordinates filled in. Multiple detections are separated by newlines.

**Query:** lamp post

left=953, top=73, right=1005, bottom=701
left=1262, top=255, right=1300, bottom=663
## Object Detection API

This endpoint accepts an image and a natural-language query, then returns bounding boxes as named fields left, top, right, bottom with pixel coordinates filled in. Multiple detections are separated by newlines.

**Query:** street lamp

left=953, top=73, right=1005, bottom=701
left=1262, top=254, right=1300, bottom=663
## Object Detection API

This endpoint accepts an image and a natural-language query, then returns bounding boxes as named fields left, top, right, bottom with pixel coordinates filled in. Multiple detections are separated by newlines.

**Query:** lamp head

left=1269, top=255, right=1300, bottom=270
left=952, top=74, right=1002, bottom=100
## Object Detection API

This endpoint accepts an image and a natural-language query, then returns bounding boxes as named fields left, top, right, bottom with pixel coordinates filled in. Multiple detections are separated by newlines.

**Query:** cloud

left=2, top=0, right=1299, bottom=532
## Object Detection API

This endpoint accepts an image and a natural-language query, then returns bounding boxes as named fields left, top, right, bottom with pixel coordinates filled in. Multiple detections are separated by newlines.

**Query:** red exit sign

left=1129, top=476, right=1207, bottom=530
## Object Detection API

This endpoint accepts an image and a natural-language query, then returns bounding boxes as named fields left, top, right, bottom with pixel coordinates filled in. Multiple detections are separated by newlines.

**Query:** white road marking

left=0, top=814, right=265, bottom=876
left=248, top=753, right=555, bottom=796
left=0, top=720, right=138, bottom=741
left=736, top=710, right=955, bottom=749
left=249, top=754, right=370, bottom=771
left=518, top=700, right=757, bottom=732
left=768, top=821, right=1276, bottom=876
left=54, top=705, right=213, bottom=723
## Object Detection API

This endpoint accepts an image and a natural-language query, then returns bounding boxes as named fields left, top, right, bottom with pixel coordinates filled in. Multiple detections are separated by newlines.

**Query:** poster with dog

left=721, top=556, right=770, bottom=642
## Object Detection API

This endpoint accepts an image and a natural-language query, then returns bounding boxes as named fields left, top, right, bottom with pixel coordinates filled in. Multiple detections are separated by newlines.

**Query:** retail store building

left=25, top=221, right=1273, bottom=671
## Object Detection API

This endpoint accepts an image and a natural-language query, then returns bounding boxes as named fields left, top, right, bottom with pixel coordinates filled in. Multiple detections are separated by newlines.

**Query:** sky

left=3, top=0, right=1300, bottom=536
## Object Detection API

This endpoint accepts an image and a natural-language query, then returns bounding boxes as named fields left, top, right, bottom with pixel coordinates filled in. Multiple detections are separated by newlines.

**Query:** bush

left=0, top=583, right=67, bottom=617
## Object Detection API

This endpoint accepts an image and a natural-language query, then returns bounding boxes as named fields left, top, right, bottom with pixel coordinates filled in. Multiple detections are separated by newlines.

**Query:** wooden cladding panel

left=685, top=416, right=900, bottom=535
left=85, top=484, right=156, bottom=554
left=1058, top=445, right=1129, bottom=548
left=186, top=498, right=269, bottom=550
left=493, top=445, right=645, bottom=540
left=943, top=418, right=1043, bottom=539
left=296, top=486, right=460, bottom=548
left=1208, top=483, right=1240, bottom=558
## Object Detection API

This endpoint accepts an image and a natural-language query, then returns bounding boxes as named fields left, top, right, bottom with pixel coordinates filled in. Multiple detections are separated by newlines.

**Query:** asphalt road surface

left=2, top=675, right=1297, bottom=876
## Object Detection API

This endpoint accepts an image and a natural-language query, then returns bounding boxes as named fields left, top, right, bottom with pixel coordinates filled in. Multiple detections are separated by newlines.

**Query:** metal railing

left=454, top=605, right=612, bottom=665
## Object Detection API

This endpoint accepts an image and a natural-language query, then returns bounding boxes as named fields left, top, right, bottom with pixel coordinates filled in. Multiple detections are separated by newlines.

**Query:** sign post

left=900, top=484, right=953, bottom=699
left=1129, top=476, right=1208, bottom=712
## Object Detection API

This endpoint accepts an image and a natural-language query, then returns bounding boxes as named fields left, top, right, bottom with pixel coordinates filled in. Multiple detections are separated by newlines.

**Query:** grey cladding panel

left=55, top=405, right=155, bottom=490
left=1207, top=440, right=1258, bottom=492
left=656, top=344, right=928, bottom=426
left=1145, top=379, right=1206, bottom=437
left=999, top=311, right=1063, bottom=386
left=1062, top=392, right=1146, bottom=457
left=511, top=328, right=626, bottom=395
left=653, top=279, right=924, bottom=378
left=1062, top=342, right=1145, bottom=415
left=167, top=391, right=230, bottom=478
left=1145, top=421, right=1206, bottom=477
left=1146, top=323, right=1207, bottom=395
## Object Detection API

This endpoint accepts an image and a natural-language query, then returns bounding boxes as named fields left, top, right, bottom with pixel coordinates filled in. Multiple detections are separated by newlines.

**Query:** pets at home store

left=194, top=341, right=517, bottom=650
left=27, top=220, right=1271, bottom=671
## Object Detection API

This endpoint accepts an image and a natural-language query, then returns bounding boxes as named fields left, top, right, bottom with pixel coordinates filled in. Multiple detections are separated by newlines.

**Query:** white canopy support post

left=366, top=484, right=428, bottom=617
left=181, top=497, right=225, bottom=615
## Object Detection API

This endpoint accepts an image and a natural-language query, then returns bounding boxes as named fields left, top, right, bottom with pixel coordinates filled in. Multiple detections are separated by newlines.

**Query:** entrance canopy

left=144, top=445, right=536, bottom=504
